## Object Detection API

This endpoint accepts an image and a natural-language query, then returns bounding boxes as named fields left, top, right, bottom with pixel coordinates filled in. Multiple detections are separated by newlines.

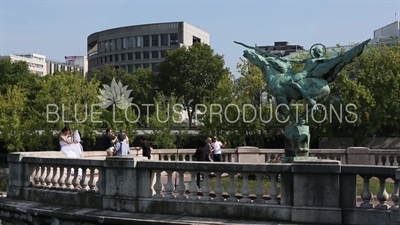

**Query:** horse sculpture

left=234, top=39, right=370, bottom=124
left=234, top=39, right=370, bottom=159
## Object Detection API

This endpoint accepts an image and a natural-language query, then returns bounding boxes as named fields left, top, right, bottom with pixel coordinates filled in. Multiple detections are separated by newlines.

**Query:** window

left=151, top=51, right=159, bottom=59
left=114, top=54, right=119, bottom=61
left=110, top=40, right=115, bottom=50
left=114, top=66, right=119, bottom=70
left=104, top=56, right=107, bottom=63
left=160, top=34, right=168, bottom=46
left=152, top=35, right=159, bottom=47
left=170, top=33, right=178, bottom=45
left=100, top=42, right=104, bottom=52
left=193, top=36, right=201, bottom=43
left=105, top=42, right=109, bottom=52
left=121, top=53, right=126, bottom=61
left=143, top=63, right=150, bottom=68
left=116, top=39, right=121, bottom=50
left=135, top=64, right=141, bottom=70
left=160, top=50, right=166, bottom=58
left=100, top=57, right=103, bottom=64
left=122, top=38, right=127, bottom=49
left=128, top=37, right=134, bottom=48
left=151, top=63, right=158, bottom=72
left=143, top=51, right=149, bottom=59
left=127, top=53, right=133, bottom=60
left=109, top=55, right=113, bottom=62
left=143, top=35, right=150, bottom=47
left=128, top=64, right=133, bottom=73
left=136, top=36, right=142, bottom=48
left=135, top=52, right=141, bottom=60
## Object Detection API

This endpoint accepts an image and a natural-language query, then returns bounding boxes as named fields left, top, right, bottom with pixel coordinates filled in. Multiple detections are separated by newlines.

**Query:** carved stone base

left=284, top=124, right=310, bottom=157
left=283, top=156, right=318, bottom=163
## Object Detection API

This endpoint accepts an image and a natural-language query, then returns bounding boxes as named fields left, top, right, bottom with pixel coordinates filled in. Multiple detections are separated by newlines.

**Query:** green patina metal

left=234, top=39, right=370, bottom=158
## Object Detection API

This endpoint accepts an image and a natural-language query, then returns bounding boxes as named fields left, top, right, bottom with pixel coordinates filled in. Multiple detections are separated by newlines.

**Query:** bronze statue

left=234, top=39, right=370, bottom=160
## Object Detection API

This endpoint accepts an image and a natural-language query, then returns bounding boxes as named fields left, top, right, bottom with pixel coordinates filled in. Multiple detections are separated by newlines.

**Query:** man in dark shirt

left=103, top=128, right=117, bottom=150
left=193, top=140, right=210, bottom=189
left=135, top=136, right=152, bottom=159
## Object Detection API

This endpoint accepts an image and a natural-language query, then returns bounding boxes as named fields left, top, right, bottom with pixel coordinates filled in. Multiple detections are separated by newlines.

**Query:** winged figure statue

left=234, top=39, right=370, bottom=124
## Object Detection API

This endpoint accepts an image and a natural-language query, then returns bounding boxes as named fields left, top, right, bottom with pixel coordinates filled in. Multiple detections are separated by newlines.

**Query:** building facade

left=1, top=53, right=85, bottom=76
left=1, top=54, right=47, bottom=76
left=373, top=20, right=399, bottom=39
left=64, top=56, right=88, bottom=77
left=257, top=41, right=304, bottom=57
left=86, top=21, right=210, bottom=73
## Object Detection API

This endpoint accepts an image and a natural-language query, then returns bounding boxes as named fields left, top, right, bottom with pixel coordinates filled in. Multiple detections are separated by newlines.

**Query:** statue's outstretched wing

left=306, top=39, right=371, bottom=83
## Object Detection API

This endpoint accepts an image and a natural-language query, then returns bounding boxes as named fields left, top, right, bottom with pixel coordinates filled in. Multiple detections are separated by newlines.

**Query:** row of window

left=90, top=50, right=167, bottom=67
left=111, top=63, right=159, bottom=73
left=99, top=33, right=178, bottom=52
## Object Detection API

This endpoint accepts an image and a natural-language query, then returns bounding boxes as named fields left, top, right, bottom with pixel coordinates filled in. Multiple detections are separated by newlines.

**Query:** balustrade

left=5, top=150, right=400, bottom=225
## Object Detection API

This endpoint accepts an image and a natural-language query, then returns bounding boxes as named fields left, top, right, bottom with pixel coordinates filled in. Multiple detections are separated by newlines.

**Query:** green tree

left=198, top=58, right=279, bottom=147
left=33, top=71, right=102, bottom=144
left=122, top=68, right=158, bottom=120
left=157, top=42, right=230, bottom=127
left=0, top=86, right=29, bottom=152
left=146, top=93, right=188, bottom=149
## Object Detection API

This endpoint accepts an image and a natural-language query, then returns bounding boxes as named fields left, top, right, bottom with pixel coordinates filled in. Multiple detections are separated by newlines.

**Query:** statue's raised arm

left=234, top=41, right=278, bottom=58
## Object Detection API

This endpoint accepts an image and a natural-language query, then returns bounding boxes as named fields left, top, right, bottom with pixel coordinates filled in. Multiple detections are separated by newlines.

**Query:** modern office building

left=86, top=21, right=210, bottom=74
left=256, top=41, right=304, bottom=57
left=0, top=53, right=47, bottom=76
left=46, top=59, right=86, bottom=76
left=371, top=20, right=400, bottom=44
left=64, top=55, right=88, bottom=77
left=0, top=53, right=85, bottom=76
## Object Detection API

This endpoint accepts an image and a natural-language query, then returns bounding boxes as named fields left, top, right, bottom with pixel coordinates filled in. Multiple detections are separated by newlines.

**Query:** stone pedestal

left=346, top=147, right=370, bottom=165
left=236, top=146, right=261, bottom=163
left=291, top=160, right=342, bottom=224
left=284, top=124, right=311, bottom=162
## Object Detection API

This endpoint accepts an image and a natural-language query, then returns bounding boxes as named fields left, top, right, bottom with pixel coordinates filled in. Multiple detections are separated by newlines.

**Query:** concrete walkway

left=0, top=198, right=308, bottom=225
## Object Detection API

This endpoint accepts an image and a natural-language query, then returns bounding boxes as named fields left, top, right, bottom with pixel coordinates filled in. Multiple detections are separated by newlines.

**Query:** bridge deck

left=0, top=198, right=306, bottom=225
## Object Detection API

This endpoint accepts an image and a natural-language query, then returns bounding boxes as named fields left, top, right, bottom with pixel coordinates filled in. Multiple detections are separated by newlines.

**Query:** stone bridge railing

left=151, top=147, right=400, bottom=165
left=2, top=151, right=400, bottom=225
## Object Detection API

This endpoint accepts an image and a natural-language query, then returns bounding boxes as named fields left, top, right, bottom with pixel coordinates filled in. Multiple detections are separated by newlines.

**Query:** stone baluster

left=226, top=173, right=237, bottom=202
left=213, top=172, right=224, bottom=201
left=201, top=172, right=211, bottom=201
left=268, top=173, right=279, bottom=204
left=391, top=176, right=399, bottom=210
left=360, top=175, right=374, bottom=208
left=39, top=166, right=47, bottom=186
left=65, top=167, right=73, bottom=189
left=188, top=171, right=198, bottom=200
left=176, top=172, right=186, bottom=199
left=167, top=154, right=172, bottom=161
left=152, top=170, right=163, bottom=198
left=164, top=170, right=174, bottom=198
left=376, top=176, right=390, bottom=209
left=32, top=166, right=41, bottom=186
left=44, top=166, right=53, bottom=188
left=190, top=155, right=193, bottom=161
left=79, top=167, right=89, bottom=191
left=87, top=167, right=96, bottom=191
left=51, top=167, right=60, bottom=188
left=240, top=173, right=251, bottom=203
left=58, top=167, right=67, bottom=188
left=71, top=166, right=81, bottom=189
left=95, top=169, right=102, bottom=192
left=254, top=173, right=265, bottom=203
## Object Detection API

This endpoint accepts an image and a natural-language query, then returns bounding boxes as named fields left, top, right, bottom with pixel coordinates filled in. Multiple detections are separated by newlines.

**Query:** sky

left=0, top=0, right=399, bottom=77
